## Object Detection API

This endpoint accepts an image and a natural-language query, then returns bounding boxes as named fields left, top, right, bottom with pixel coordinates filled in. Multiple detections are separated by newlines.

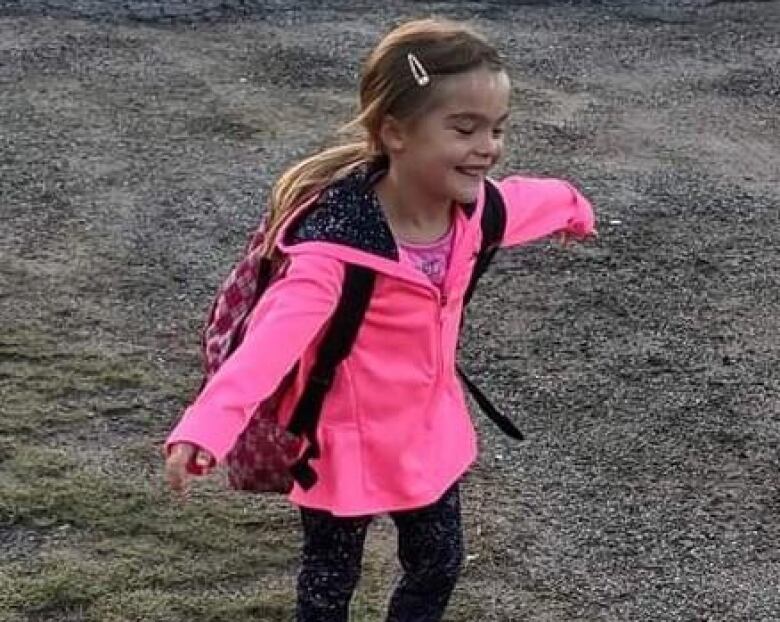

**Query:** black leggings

left=296, top=484, right=464, bottom=622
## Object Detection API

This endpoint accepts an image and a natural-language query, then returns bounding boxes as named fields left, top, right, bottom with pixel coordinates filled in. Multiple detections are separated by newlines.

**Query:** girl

left=165, top=18, right=595, bottom=622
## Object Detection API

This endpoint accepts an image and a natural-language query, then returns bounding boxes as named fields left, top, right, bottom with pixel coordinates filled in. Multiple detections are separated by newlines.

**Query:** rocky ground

left=1, top=1, right=778, bottom=621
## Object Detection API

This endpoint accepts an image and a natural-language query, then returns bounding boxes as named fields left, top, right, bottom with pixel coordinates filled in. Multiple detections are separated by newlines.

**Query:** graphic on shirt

left=398, top=228, right=454, bottom=287
left=419, top=257, right=445, bottom=282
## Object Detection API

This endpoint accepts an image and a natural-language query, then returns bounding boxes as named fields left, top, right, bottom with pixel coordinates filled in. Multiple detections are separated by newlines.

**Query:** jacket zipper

left=437, top=290, right=446, bottom=376
left=360, top=209, right=467, bottom=376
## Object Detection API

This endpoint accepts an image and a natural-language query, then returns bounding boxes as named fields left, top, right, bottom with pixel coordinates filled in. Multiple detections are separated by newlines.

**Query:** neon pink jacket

left=166, top=169, right=595, bottom=516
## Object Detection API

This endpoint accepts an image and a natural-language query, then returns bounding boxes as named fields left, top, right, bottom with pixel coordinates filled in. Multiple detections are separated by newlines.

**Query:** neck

left=374, top=166, right=453, bottom=243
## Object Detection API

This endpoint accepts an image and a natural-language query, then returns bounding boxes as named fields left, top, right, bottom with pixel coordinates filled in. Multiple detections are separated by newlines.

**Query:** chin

left=451, top=181, right=482, bottom=205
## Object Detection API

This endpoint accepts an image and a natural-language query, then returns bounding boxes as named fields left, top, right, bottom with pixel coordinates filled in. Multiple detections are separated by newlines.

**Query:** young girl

left=165, top=18, right=595, bottom=622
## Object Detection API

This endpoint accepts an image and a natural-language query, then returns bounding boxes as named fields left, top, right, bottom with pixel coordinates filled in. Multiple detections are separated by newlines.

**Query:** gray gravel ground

left=1, top=1, right=779, bottom=621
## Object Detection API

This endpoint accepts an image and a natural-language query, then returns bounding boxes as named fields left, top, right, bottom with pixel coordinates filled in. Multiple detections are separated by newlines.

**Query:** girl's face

left=384, top=67, right=511, bottom=206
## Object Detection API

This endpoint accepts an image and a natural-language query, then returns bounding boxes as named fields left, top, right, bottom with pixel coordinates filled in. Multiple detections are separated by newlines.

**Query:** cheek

left=435, top=137, right=472, bottom=166
left=495, top=139, right=505, bottom=160
left=415, top=144, right=455, bottom=169
left=404, top=130, right=467, bottom=172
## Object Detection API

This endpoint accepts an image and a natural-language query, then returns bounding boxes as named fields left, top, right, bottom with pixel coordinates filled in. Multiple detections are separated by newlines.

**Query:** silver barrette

left=407, top=52, right=430, bottom=86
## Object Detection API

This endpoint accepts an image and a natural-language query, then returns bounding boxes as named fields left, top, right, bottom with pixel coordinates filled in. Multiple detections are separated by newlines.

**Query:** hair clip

left=407, top=52, right=430, bottom=86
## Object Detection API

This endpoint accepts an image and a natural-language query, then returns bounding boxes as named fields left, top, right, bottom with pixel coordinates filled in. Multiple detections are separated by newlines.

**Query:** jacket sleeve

left=495, top=176, right=596, bottom=248
left=165, top=252, right=344, bottom=464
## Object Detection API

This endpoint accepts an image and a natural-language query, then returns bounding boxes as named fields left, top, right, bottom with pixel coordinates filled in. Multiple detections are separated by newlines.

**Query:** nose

left=476, top=132, right=503, bottom=160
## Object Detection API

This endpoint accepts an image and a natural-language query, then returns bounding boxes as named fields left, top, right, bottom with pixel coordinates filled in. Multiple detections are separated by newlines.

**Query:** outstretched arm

left=165, top=252, right=344, bottom=466
left=495, top=176, right=596, bottom=247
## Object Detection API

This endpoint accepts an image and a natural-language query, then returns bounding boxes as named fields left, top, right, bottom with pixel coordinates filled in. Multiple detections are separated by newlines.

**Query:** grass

left=0, top=324, right=496, bottom=621
left=0, top=323, right=303, bottom=620
left=0, top=426, right=496, bottom=621
left=0, top=440, right=494, bottom=621
left=0, top=440, right=301, bottom=621
left=0, top=325, right=184, bottom=440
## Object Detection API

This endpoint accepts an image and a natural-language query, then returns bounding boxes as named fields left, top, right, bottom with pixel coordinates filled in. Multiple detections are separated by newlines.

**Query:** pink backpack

left=199, top=215, right=375, bottom=493
left=198, top=217, right=295, bottom=493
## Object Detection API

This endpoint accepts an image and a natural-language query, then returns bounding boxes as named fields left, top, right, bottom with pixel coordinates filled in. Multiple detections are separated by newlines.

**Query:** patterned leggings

left=296, top=484, right=463, bottom=622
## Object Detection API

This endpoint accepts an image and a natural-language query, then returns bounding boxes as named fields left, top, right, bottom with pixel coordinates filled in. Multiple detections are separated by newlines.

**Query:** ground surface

left=1, top=1, right=778, bottom=621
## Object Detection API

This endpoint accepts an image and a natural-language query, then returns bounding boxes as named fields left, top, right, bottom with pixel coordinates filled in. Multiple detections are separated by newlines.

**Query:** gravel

left=1, top=1, right=778, bottom=620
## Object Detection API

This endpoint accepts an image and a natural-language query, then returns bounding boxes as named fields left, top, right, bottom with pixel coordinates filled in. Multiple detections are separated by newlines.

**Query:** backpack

left=198, top=179, right=521, bottom=494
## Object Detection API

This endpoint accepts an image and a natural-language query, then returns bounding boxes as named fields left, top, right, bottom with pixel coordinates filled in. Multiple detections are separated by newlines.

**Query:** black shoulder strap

left=288, top=264, right=375, bottom=489
left=464, top=180, right=507, bottom=307
left=289, top=181, right=518, bottom=492
left=457, top=180, right=524, bottom=441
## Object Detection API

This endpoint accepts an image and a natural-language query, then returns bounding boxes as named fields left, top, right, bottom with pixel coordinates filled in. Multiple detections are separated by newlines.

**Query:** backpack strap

left=457, top=180, right=524, bottom=441
left=464, top=179, right=507, bottom=307
left=287, top=263, right=376, bottom=489
left=456, top=368, right=524, bottom=440
left=288, top=180, right=517, bottom=492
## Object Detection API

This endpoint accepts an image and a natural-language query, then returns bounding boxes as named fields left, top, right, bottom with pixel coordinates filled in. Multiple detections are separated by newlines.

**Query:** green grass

left=0, top=325, right=495, bottom=621
left=0, top=324, right=304, bottom=620
left=0, top=325, right=188, bottom=440
left=0, top=442, right=300, bottom=621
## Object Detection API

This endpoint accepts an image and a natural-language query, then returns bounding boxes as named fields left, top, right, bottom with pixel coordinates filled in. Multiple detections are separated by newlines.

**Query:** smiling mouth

left=455, top=166, right=487, bottom=178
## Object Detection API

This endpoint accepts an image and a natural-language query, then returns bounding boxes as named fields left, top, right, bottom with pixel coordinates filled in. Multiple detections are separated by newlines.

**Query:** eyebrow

left=446, top=112, right=510, bottom=125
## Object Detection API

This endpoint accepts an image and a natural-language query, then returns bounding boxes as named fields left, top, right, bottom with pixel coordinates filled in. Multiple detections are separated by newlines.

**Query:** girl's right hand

left=164, top=442, right=215, bottom=497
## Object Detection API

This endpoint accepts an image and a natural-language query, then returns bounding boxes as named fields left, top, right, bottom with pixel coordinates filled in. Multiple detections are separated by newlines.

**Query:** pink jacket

left=166, top=169, right=595, bottom=516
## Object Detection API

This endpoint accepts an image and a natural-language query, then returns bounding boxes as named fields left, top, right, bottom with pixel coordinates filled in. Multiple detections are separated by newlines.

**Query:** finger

left=165, top=453, right=191, bottom=494
left=167, top=471, right=190, bottom=503
left=195, top=450, right=213, bottom=474
left=171, top=443, right=195, bottom=463
left=165, top=462, right=184, bottom=492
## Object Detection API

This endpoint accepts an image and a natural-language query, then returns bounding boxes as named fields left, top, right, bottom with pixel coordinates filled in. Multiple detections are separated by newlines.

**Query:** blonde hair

left=262, top=18, right=504, bottom=254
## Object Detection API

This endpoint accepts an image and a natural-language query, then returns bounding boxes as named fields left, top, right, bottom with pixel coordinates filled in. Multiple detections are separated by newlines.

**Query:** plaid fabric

left=197, top=219, right=302, bottom=493
left=202, top=246, right=266, bottom=377
left=226, top=394, right=303, bottom=494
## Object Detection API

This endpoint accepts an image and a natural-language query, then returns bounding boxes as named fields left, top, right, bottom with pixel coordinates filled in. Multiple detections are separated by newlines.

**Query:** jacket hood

left=277, top=160, right=482, bottom=280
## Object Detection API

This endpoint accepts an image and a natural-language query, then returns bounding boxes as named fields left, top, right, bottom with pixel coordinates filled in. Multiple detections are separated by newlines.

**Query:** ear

left=378, top=115, right=407, bottom=155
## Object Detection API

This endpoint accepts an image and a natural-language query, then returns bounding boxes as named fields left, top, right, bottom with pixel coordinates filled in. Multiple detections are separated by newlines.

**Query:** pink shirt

left=397, top=226, right=454, bottom=288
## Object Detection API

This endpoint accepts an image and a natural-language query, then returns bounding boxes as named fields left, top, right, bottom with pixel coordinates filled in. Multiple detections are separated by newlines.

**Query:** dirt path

left=1, top=1, right=778, bottom=621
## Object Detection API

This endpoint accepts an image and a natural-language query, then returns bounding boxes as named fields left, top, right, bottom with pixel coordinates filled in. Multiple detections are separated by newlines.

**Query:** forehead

left=432, top=68, right=511, bottom=120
